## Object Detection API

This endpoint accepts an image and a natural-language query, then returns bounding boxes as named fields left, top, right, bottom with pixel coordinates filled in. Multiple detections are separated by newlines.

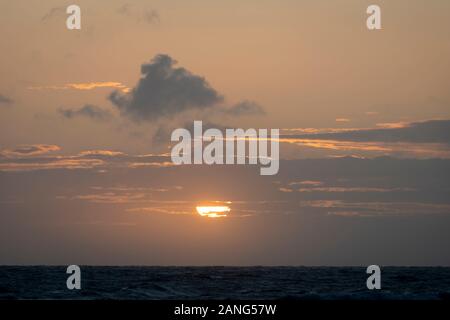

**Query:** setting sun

left=196, top=206, right=230, bottom=218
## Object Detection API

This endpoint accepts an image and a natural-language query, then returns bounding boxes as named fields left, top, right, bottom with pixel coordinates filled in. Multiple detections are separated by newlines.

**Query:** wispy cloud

left=78, top=150, right=125, bottom=157
left=0, top=159, right=105, bottom=171
left=41, top=6, right=65, bottom=22
left=0, top=94, right=13, bottom=105
left=67, top=185, right=185, bottom=205
left=127, top=162, right=176, bottom=168
left=284, top=186, right=415, bottom=193
left=58, top=104, right=113, bottom=121
left=28, top=82, right=130, bottom=92
left=375, top=122, right=409, bottom=129
left=279, top=120, right=450, bottom=158
left=279, top=179, right=415, bottom=194
left=0, top=144, right=60, bottom=157
left=0, top=147, right=172, bottom=172
left=301, top=200, right=450, bottom=217
left=117, top=4, right=160, bottom=25
left=282, top=119, right=450, bottom=144
left=289, top=180, right=323, bottom=186
left=223, top=100, right=266, bottom=116
left=73, top=192, right=147, bottom=204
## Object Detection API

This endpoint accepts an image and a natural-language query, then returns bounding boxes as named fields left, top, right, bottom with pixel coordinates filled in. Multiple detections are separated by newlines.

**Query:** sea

left=1, top=266, right=450, bottom=300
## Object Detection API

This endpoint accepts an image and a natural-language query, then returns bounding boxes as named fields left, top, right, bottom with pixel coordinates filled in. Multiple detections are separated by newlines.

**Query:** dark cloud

left=0, top=144, right=60, bottom=157
left=109, top=54, right=267, bottom=122
left=109, top=54, right=224, bottom=121
left=0, top=94, right=13, bottom=105
left=58, top=104, right=113, bottom=121
left=224, top=100, right=266, bottom=116
left=282, top=120, right=450, bottom=144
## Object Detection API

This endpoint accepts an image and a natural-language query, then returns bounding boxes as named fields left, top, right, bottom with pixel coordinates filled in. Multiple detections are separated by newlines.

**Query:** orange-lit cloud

left=375, top=122, right=409, bottom=129
left=0, top=158, right=104, bottom=171
left=0, top=147, right=173, bottom=171
left=278, top=138, right=450, bottom=158
left=280, top=186, right=414, bottom=193
left=280, top=128, right=362, bottom=135
left=127, top=161, right=176, bottom=168
left=280, top=138, right=391, bottom=152
left=288, top=180, right=323, bottom=186
left=0, top=144, right=60, bottom=157
left=335, top=118, right=350, bottom=122
left=78, top=150, right=125, bottom=157
left=196, top=206, right=230, bottom=218
left=127, top=207, right=191, bottom=216
left=28, top=82, right=130, bottom=92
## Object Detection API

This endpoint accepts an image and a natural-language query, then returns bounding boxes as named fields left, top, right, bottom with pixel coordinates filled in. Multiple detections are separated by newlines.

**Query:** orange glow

left=196, top=206, right=230, bottom=218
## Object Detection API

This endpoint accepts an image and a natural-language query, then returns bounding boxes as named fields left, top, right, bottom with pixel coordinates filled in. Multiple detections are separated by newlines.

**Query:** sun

left=196, top=206, right=230, bottom=218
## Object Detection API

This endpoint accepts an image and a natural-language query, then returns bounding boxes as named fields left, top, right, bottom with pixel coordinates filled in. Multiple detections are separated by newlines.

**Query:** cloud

left=0, top=147, right=172, bottom=172
left=78, top=150, right=125, bottom=157
left=109, top=54, right=224, bottom=121
left=0, top=94, right=13, bottom=105
left=223, top=100, right=266, bottom=116
left=0, top=144, right=60, bottom=157
left=127, top=162, right=176, bottom=168
left=279, top=179, right=415, bottom=194
left=127, top=207, right=191, bottom=215
left=143, top=10, right=160, bottom=24
left=289, top=180, right=323, bottom=186
left=117, top=3, right=132, bottom=15
left=73, top=192, right=147, bottom=204
left=335, top=118, right=350, bottom=122
left=283, top=186, right=414, bottom=193
left=67, top=82, right=130, bottom=91
left=283, top=120, right=450, bottom=144
left=71, top=186, right=183, bottom=204
left=58, top=105, right=113, bottom=121
left=285, top=139, right=450, bottom=158
left=90, top=186, right=181, bottom=192
left=108, top=54, right=265, bottom=124
left=0, top=159, right=105, bottom=171
left=41, top=6, right=65, bottom=22
left=278, top=120, right=450, bottom=158
left=153, top=120, right=229, bottom=145
left=117, top=4, right=160, bottom=25
left=29, top=82, right=130, bottom=92
left=301, top=200, right=450, bottom=217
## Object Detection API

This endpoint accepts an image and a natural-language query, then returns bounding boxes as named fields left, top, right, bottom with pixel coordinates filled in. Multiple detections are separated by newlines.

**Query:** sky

left=1, top=0, right=450, bottom=265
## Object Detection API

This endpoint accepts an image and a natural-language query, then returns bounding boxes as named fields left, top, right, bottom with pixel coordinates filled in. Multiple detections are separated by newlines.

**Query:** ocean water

left=0, top=266, right=449, bottom=300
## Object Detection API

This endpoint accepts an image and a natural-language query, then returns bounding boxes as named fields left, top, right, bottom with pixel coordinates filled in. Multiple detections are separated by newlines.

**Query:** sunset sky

left=1, top=0, right=450, bottom=265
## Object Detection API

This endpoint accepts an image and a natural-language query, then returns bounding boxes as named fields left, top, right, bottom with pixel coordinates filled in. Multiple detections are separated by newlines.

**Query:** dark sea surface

left=0, top=266, right=450, bottom=300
